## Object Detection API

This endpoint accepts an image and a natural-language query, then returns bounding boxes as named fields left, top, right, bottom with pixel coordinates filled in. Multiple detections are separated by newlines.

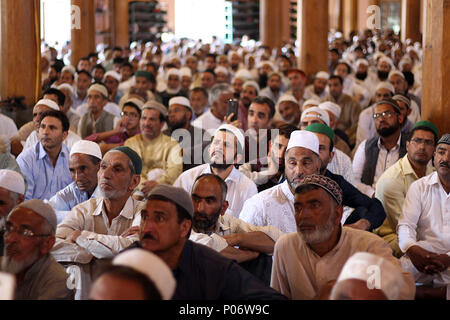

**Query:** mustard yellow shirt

left=374, top=155, right=434, bottom=257
left=124, top=133, right=182, bottom=187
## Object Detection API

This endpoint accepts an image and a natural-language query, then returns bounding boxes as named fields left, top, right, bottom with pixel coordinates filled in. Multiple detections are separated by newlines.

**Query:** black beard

left=355, top=72, right=368, bottom=81
left=210, top=163, right=233, bottom=170
left=377, top=123, right=399, bottom=137
left=378, top=71, right=389, bottom=81
left=168, top=119, right=187, bottom=131
left=192, top=210, right=221, bottom=234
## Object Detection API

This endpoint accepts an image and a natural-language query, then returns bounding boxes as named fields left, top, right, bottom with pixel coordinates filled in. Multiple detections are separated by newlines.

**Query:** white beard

left=1, top=249, right=40, bottom=275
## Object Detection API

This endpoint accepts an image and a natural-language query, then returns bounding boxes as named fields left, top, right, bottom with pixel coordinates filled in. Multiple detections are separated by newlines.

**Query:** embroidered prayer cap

left=375, top=98, right=401, bottom=114
left=300, top=106, right=330, bottom=127
left=319, top=101, right=341, bottom=120
left=87, top=83, right=108, bottom=99
left=437, top=133, right=450, bottom=146
left=142, top=100, right=168, bottom=117
left=296, top=174, right=343, bottom=206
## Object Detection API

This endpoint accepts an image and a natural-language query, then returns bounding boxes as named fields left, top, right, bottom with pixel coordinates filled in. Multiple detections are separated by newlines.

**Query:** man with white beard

left=51, top=146, right=144, bottom=299
left=1, top=200, right=74, bottom=299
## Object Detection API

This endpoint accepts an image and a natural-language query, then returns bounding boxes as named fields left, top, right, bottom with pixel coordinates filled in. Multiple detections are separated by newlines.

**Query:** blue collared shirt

left=47, top=183, right=101, bottom=224
left=17, top=142, right=73, bottom=201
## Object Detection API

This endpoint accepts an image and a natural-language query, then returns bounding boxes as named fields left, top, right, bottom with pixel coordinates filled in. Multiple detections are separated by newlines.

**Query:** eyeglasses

left=121, top=112, right=139, bottom=119
left=373, top=111, right=395, bottom=120
left=411, top=138, right=435, bottom=147
left=4, top=223, right=51, bottom=238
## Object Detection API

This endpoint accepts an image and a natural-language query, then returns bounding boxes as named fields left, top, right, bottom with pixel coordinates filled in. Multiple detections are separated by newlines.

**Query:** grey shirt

left=78, top=110, right=116, bottom=139
left=14, top=254, right=74, bottom=300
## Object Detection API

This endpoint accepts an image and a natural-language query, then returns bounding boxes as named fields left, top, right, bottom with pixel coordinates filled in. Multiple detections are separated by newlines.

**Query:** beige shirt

left=52, top=197, right=143, bottom=264
left=271, top=227, right=415, bottom=300
left=189, top=214, right=285, bottom=252
left=124, top=133, right=183, bottom=187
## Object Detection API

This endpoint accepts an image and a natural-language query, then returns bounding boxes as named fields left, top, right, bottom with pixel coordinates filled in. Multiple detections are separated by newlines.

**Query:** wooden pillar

left=422, top=0, right=450, bottom=136
left=401, top=0, right=422, bottom=43
left=114, top=0, right=129, bottom=48
left=343, top=0, right=358, bottom=38
left=357, top=0, right=380, bottom=33
left=71, top=0, right=95, bottom=67
left=329, top=0, right=341, bottom=31
left=297, top=0, right=329, bottom=81
left=260, top=0, right=290, bottom=49
left=0, top=0, right=41, bottom=111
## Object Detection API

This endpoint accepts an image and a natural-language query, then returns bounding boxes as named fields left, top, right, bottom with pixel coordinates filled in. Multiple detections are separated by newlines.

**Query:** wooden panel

left=401, top=0, right=422, bottom=42
left=260, top=0, right=290, bottom=48
left=71, top=0, right=96, bottom=66
left=421, top=0, right=450, bottom=136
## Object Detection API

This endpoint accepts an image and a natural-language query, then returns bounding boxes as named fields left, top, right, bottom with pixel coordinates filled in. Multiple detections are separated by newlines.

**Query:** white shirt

left=75, top=102, right=122, bottom=118
left=327, top=148, right=355, bottom=185
left=0, top=114, right=18, bottom=140
left=352, top=135, right=402, bottom=197
left=398, top=172, right=450, bottom=255
left=191, top=109, right=224, bottom=136
left=23, top=130, right=81, bottom=152
left=343, top=76, right=371, bottom=108
left=239, top=181, right=296, bottom=234
left=173, top=163, right=258, bottom=218
left=189, top=213, right=284, bottom=252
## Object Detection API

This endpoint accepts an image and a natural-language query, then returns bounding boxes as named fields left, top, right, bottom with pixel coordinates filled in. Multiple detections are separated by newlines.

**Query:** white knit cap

left=301, top=106, right=331, bottom=127
left=70, top=140, right=102, bottom=160
left=256, top=60, right=275, bottom=70
left=62, top=65, right=76, bottom=76
left=286, top=130, right=320, bottom=155
left=378, top=56, right=394, bottom=68
left=0, top=170, right=25, bottom=195
left=215, top=124, right=245, bottom=150
left=57, top=83, right=75, bottom=97
left=376, top=82, right=395, bottom=94
left=112, top=249, right=176, bottom=300
left=243, top=80, right=260, bottom=93
left=180, top=67, right=192, bottom=78
left=214, top=66, right=229, bottom=75
left=302, top=99, right=320, bottom=111
left=88, top=83, right=109, bottom=98
left=104, top=70, right=121, bottom=82
left=315, top=71, right=330, bottom=80
left=34, top=99, right=60, bottom=111
left=277, top=94, right=298, bottom=105
left=166, top=68, right=181, bottom=79
left=15, top=200, right=57, bottom=233
left=169, top=96, right=193, bottom=113
left=233, top=69, right=252, bottom=81
left=330, top=252, right=405, bottom=300
left=319, top=101, right=342, bottom=120
left=398, top=56, right=412, bottom=71
left=355, top=59, right=369, bottom=67
left=124, top=98, right=145, bottom=110
left=388, top=70, right=405, bottom=80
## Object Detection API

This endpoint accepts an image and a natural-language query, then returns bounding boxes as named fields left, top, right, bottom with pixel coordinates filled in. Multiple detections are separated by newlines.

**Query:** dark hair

left=113, top=57, right=125, bottom=65
left=88, top=155, right=101, bottom=166
left=51, top=62, right=63, bottom=73
left=194, top=174, right=228, bottom=204
left=93, top=64, right=106, bottom=73
left=329, top=48, right=340, bottom=56
left=79, top=56, right=89, bottom=62
left=402, top=71, right=415, bottom=86
left=279, top=54, right=292, bottom=65
left=407, top=126, right=438, bottom=145
left=191, top=87, right=208, bottom=99
left=121, top=62, right=133, bottom=70
left=206, top=53, right=217, bottom=60
left=96, top=265, right=162, bottom=300
left=277, top=124, right=298, bottom=139
left=43, top=88, right=66, bottom=107
left=329, top=75, right=343, bottom=85
left=123, top=102, right=142, bottom=117
left=77, top=70, right=93, bottom=79
left=39, top=110, right=70, bottom=132
left=88, top=52, right=98, bottom=59
left=337, top=61, right=352, bottom=74
left=112, top=46, right=123, bottom=52
left=145, top=62, right=159, bottom=75
left=203, top=69, right=216, bottom=78
left=251, top=96, right=276, bottom=119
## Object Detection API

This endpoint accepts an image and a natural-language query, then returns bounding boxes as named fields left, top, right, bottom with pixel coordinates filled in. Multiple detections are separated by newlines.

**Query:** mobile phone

left=227, top=99, right=239, bottom=122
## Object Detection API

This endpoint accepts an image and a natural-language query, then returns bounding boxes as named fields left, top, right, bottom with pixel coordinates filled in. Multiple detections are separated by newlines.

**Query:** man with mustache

left=398, top=133, right=450, bottom=299
left=131, top=184, right=286, bottom=300
left=17, top=110, right=73, bottom=201
left=1, top=200, right=74, bottom=299
left=125, top=101, right=182, bottom=196
left=237, top=81, right=260, bottom=132
left=174, top=124, right=257, bottom=218
left=239, top=124, right=297, bottom=192
left=48, top=140, right=102, bottom=224
left=239, top=130, right=321, bottom=234
left=270, top=174, right=415, bottom=300
left=189, top=174, right=284, bottom=285
left=374, top=121, right=438, bottom=258
left=51, top=147, right=144, bottom=299
left=353, top=99, right=406, bottom=197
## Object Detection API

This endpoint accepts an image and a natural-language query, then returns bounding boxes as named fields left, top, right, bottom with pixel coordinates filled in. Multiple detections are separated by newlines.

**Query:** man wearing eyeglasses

left=374, top=121, right=438, bottom=257
left=352, top=99, right=406, bottom=198
left=1, top=200, right=74, bottom=300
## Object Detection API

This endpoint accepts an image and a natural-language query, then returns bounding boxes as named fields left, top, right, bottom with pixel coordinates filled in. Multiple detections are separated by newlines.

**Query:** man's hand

left=346, top=219, right=371, bottom=231
left=222, top=233, right=242, bottom=247
left=121, top=226, right=140, bottom=238
left=114, top=117, right=128, bottom=133
left=220, top=246, right=260, bottom=263
left=224, top=114, right=242, bottom=129
left=314, top=280, right=336, bottom=300
left=67, top=230, right=82, bottom=243
left=407, top=246, right=446, bottom=274
left=142, top=181, right=158, bottom=196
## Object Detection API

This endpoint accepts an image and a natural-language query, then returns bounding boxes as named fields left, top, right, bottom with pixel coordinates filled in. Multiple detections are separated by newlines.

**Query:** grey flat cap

left=147, top=184, right=193, bottom=218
